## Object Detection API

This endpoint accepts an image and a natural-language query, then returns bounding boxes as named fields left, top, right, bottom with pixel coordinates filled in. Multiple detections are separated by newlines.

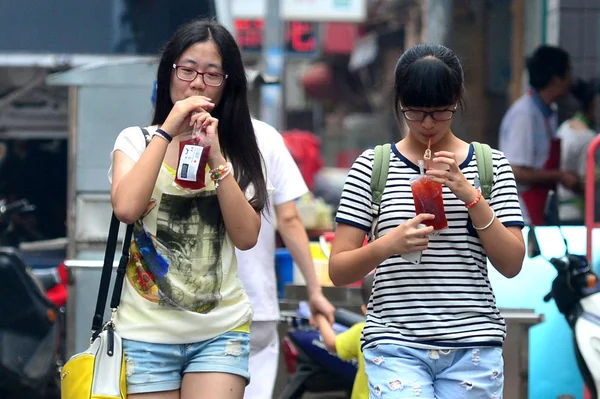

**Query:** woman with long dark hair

left=109, top=18, right=268, bottom=398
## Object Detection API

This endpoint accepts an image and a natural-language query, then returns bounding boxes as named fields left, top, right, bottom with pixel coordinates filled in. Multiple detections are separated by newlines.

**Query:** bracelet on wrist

left=210, top=162, right=233, bottom=188
left=473, top=209, right=496, bottom=231
left=154, top=128, right=173, bottom=143
left=465, top=189, right=482, bottom=209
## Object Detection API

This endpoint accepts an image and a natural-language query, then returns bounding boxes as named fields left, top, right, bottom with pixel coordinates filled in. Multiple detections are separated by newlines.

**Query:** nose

left=421, top=115, right=435, bottom=129
left=190, top=73, right=206, bottom=90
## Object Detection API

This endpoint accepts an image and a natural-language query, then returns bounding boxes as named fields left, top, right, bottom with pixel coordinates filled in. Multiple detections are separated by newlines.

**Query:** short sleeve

left=243, top=163, right=275, bottom=202
left=334, top=323, right=363, bottom=361
left=108, top=126, right=148, bottom=183
left=489, top=151, right=525, bottom=228
left=334, top=150, right=375, bottom=232
left=499, top=111, right=535, bottom=168
left=269, top=134, right=309, bottom=206
left=251, top=119, right=302, bottom=204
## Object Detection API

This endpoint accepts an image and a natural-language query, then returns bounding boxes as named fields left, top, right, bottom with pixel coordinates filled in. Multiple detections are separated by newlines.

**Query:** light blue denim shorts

left=122, top=331, right=250, bottom=394
left=363, top=344, right=504, bottom=399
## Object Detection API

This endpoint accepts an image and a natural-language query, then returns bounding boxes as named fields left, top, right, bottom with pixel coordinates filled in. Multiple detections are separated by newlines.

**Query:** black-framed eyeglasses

left=401, top=109, right=456, bottom=121
left=173, top=64, right=228, bottom=87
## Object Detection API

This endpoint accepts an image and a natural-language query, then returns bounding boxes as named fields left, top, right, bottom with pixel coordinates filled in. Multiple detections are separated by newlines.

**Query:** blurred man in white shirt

left=237, top=118, right=335, bottom=399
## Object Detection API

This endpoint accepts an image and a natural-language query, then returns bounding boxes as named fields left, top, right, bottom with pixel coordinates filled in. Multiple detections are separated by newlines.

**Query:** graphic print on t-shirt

left=126, top=192, right=225, bottom=314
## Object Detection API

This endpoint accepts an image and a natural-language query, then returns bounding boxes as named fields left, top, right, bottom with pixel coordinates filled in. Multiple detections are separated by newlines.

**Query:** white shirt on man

left=236, top=118, right=309, bottom=321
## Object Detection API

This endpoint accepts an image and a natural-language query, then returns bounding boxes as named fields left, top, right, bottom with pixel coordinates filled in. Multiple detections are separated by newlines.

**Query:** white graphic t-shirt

left=108, top=125, right=253, bottom=344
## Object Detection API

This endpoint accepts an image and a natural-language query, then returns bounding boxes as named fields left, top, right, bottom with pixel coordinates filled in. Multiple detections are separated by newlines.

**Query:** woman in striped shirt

left=329, top=43, right=525, bottom=399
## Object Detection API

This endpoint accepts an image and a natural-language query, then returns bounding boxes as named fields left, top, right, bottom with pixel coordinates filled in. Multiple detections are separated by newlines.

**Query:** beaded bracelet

left=210, top=162, right=233, bottom=188
left=465, top=190, right=482, bottom=209
left=154, top=128, right=173, bottom=143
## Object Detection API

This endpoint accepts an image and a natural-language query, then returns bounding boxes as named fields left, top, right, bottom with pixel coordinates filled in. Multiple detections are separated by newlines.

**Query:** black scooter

left=0, top=199, right=61, bottom=399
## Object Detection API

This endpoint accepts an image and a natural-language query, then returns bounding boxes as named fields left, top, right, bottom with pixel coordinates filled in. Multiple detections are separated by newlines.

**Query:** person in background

left=557, top=78, right=599, bottom=224
left=237, top=117, right=335, bottom=399
left=315, top=273, right=374, bottom=399
left=499, top=45, right=577, bottom=225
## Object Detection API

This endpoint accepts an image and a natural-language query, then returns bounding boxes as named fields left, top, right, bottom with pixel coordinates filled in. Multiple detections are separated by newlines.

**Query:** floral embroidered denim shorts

left=122, top=331, right=250, bottom=394
left=363, top=344, right=504, bottom=398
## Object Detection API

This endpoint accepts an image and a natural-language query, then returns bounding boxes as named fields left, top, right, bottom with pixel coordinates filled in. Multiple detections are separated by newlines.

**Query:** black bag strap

left=91, top=127, right=150, bottom=338
left=109, top=222, right=134, bottom=311
left=91, top=214, right=133, bottom=338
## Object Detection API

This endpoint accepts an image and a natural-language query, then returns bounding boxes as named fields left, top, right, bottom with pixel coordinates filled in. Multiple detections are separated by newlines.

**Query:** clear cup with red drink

left=410, top=145, right=448, bottom=231
left=410, top=174, right=448, bottom=231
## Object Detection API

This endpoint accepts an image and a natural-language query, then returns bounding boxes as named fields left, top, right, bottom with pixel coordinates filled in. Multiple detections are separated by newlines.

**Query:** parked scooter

left=528, top=193, right=600, bottom=399
left=0, top=198, right=39, bottom=247
left=0, top=199, right=62, bottom=399
left=279, top=301, right=364, bottom=399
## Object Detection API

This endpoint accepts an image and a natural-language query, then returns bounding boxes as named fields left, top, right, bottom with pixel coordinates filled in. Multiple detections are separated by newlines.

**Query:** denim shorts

left=122, top=331, right=250, bottom=394
left=363, top=344, right=504, bottom=399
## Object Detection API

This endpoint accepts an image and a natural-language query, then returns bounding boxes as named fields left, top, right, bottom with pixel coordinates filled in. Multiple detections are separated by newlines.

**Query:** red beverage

left=174, top=134, right=211, bottom=190
left=411, top=176, right=448, bottom=230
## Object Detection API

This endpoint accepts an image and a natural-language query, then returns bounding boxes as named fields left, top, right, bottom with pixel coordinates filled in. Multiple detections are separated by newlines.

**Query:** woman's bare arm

left=111, top=136, right=169, bottom=224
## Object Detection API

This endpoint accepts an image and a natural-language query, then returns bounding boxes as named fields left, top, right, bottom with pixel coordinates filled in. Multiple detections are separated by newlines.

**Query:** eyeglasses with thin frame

left=401, top=108, right=456, bottom=122
left=173, top=64, right=228, bottom=87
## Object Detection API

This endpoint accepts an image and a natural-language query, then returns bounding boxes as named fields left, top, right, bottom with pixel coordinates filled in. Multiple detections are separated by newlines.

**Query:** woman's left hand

left=426, top=151, right=479, bottom=204
left=190, top=111, right=224, bottom=165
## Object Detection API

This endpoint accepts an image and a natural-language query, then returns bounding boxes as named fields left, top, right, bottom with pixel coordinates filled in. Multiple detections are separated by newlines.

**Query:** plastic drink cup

left=410, top=176, right=448, bottom=230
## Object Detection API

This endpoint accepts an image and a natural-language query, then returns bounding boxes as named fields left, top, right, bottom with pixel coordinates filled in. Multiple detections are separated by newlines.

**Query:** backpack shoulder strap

left=369, top=144, right=391, bottom=240
left=371, top=143, right=391, bottom=210
left=472, top=141, right=493, bottom=200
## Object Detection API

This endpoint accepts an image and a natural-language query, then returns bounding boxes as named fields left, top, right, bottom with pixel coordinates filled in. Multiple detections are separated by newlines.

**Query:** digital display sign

left=234, top=19, right=317, bottom=54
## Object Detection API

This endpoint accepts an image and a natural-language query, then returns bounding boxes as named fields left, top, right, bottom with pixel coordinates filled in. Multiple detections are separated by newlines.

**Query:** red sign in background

left=234, top=19, right=317, bottom=54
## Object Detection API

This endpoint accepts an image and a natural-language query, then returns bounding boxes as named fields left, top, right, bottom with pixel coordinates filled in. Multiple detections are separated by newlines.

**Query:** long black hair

left=152, top=18, right=268, bottom=211
left=393, top=43, right=465, bottom=121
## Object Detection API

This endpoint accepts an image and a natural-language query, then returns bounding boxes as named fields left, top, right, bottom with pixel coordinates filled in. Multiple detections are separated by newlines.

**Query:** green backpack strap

left=371, top=144, right=391, bottom=209
left=369, top=144, right=391, bottom=239
left=472, top=141, right=493, bottom=200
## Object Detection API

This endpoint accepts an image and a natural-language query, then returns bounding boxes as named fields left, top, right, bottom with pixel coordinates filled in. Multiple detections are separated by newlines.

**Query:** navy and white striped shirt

left=335, top=144, right=524, bottom=350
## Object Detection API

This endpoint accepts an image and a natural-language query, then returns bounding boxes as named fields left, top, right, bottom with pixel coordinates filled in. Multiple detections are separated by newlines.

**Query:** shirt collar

left=527, top=87, right=555, bottom=118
